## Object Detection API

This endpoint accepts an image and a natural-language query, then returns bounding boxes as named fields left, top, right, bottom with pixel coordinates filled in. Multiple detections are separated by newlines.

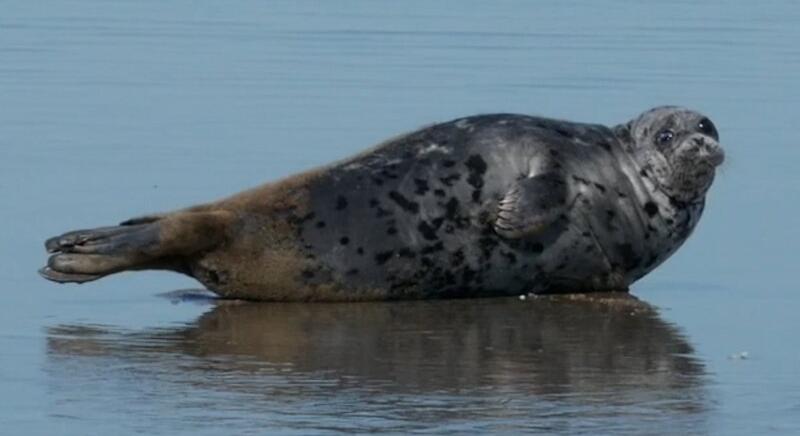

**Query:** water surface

left=1, top=0, right=799, bottom=434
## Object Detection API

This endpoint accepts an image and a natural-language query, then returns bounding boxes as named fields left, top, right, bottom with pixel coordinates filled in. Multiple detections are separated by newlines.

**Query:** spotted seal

left=39, top=106, right=724, bottom=301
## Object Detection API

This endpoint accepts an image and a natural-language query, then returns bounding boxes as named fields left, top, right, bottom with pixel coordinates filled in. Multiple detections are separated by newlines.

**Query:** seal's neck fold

left=612, top=122, right=634, bottom=151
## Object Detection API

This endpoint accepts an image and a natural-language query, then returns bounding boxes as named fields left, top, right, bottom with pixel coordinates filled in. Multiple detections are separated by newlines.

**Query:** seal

left=39, top=106, right=724, bottom=301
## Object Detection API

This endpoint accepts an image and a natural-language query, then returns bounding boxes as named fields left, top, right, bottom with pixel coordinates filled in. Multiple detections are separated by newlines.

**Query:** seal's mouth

left=674, top=135, right=725, bottom=169
left=693, top=162, right=716, bottom=184
left=694, top=135, right=724, bottom=167
left=661, top=135, right=724, bottom=201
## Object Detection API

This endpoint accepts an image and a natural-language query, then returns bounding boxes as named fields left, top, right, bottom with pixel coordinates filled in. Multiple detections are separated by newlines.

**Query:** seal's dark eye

left=655, top=129, right=674, bottom=145
left=697, top=117, right=718, bottom=140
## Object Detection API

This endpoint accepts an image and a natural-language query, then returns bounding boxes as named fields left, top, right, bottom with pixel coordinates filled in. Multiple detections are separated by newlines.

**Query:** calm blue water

left=1, top=1, right=799, bottom=434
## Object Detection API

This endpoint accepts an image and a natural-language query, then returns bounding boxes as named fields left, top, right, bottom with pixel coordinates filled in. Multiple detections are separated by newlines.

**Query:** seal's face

left=625, top=107, right=725, bottom=202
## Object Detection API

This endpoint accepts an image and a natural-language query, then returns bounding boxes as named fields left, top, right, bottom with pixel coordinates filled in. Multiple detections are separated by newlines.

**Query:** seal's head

left=616, top=106, right=725, bottom=202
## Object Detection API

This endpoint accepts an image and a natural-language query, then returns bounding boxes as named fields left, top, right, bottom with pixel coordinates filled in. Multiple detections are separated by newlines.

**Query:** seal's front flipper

left=40, top=211, right=234, bottom=284
left=494, top=173, right=567, bottom=239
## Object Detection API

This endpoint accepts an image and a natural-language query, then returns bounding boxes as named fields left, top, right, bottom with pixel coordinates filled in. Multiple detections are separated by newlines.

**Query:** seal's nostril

left=693, top=137, right=705, bottom=146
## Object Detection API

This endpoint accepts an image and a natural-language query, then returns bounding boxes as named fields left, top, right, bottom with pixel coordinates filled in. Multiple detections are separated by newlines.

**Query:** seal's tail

left=39, top=210, right=234, bottom=284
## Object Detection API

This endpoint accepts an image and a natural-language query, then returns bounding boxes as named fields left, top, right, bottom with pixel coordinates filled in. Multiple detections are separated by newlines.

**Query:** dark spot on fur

left=431, top=217, right=444, bottom=229
left=581, top=231, right=591, bottom=238
left=339, top=237, right=350, bottom=245
left=572, top=175, right=589, bottom=185
left=369, top=198, right=379, bottom=208
left=346, top=269, right=359, bottom=276
left=413, top=178, right=430, bottom=195
left=465, top=155, right=487, bottom=203
left=421, top=241, right=444, bottom=254
left=372, top=177, right=384, bottom=186
left=421, top=257, right=434, bottom=268
left=375, top=251, right=394, bottom=265
left=433, top=189, right=446, bottom=197
left=398, top=248, right=416, bottom=258
left=357, top=247, right=364, bottom=255
left=417, top=221, right=438, bottom=241
left=301, top=270, right=315, bottom=279
left=548, top=149, right=560, bottom=157
left=478, top=235, right=499, bottom=258
left=665, top=218, right=674, bottom=225
left=644, top=201, right=659, bottom=217
left=389, top=191, right=420, bottom=214
left=597, top=140, right=612, bottom=151
left=501, top=251, right=517, bottom=264
left=315, top=221, right=326, bottom=228
left=335, top=196, right=348, bottom=210
left=439, top=174, right=461, bottom=187
left=442, top=160, right=456, bottom=168
left=375, top=206, right=392, bottom=218
left=444, top=197, right=460, bottom=222
left=478, top=210, right=493, bottom=225
left=594, top=183, right=606, bottom=193
left=387, top=227, right=397, bottom=235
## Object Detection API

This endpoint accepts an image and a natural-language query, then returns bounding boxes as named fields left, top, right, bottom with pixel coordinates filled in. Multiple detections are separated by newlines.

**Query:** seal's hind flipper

left=494, top=173, right=567, bottom=239
left=40, top=211, right=234, bottom=284
left=39, top=266, right=103, bottom=284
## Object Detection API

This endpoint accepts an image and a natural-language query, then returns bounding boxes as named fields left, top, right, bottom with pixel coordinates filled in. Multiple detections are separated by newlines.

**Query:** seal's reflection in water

left=46, top=293, right=708, bottom=433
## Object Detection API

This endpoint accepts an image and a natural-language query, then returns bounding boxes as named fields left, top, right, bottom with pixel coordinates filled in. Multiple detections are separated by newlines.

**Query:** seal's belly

left=299, top=183, right=626, bottom=297
left=529, top=223, right=624, bottom=292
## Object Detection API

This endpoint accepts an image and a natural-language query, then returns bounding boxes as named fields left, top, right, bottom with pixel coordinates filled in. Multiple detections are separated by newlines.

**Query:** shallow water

left=1, top=0, right=799, bottom=434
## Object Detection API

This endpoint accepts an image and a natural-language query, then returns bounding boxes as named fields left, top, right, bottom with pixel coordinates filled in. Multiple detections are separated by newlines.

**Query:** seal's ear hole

left=655, top=129, right=674, bottom=146
left=697, top=117, right=719, bottom=141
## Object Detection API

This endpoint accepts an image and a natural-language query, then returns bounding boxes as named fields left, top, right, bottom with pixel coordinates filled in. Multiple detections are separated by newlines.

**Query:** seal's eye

left=697, top=117, right=719, bottom=140
left=655, top=129, right=674, bottom=146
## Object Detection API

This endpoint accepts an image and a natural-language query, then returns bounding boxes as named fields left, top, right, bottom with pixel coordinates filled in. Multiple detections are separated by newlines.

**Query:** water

left=1, top=0, right=798, bottom=434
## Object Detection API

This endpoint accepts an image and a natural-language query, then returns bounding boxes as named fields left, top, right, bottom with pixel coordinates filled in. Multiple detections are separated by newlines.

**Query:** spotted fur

left=41, top=108, right=723, bottom=301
